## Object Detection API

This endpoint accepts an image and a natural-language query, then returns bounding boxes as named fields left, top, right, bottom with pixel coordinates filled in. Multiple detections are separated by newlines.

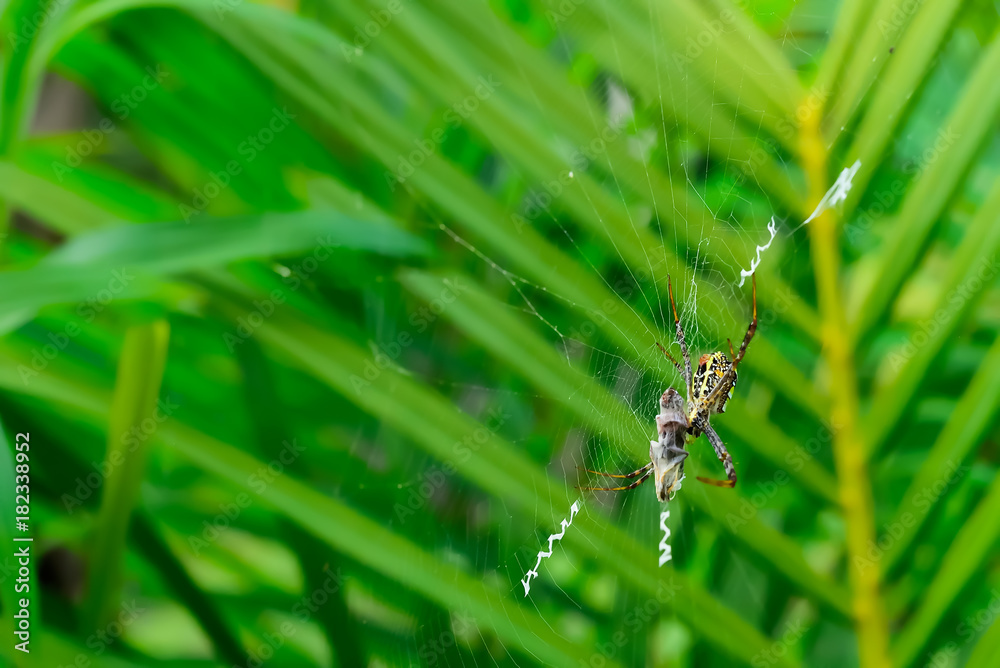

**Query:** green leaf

left=890, top=474, right=1000, bottom=668
left=532, top=0, right=803, bottom=211
left=0, top=210, right=427, bottom=316
left=345, top=0, right=817, bottom=343
left=878, top=332, right=1000, bottom=575
left=0, top=0, right=60, bottom=153
left=825, top=0, right=932, bottom=142
left=863, top=179, right=1000, bottom=459
left=46, top=209, right=428, bottom=268
left=85, top=320, right=170, bottom=629
left=428, top=0, right=821, bottom=341
left=0, top=160, right=115, bottom=233
left=36, top=629, right=224, bottom=668
left=813, top=0, right=875, bottom=102
left=849, top=28, right=1000, bottom=343
left=967, top=615, right=1000, bottom=668
left=129, top=514, right=246, bottom=666
left=838, top=0, right=964, bottom=215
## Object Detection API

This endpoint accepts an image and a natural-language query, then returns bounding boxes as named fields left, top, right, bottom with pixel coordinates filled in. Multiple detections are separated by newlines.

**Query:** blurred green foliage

left=0, top=0, right=999, bottom=667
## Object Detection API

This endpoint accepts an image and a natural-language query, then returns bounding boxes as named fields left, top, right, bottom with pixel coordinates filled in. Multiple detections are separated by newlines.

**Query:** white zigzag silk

left=521, top=500, right=581, bottom=596
left=792, top=159, right=862, bottom=233
left=739, top=159, right=861, bottom=285
left=659, top=509, right=672, bottom=566
left=738, top=217, right=777, bottom=287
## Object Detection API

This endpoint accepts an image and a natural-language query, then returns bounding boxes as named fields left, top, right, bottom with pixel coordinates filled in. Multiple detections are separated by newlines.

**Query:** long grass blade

left=890, top=474, right=1000, bottom=667
left=813, top=0, right=875, bottom=102
left=849, top=29, right=1000, bottom=343
left=838, top=0, right=964, bottom=216
left=825, top=0, right=932, bottom=142
left=0, top=210, right=426, bottom=318
left=967, top=615, right=1000, bottom=668
left=879, top=332, right=1000, bottom=576
left=129, top=514, right=246, bottom=666
left=84, top=320, right=170, bottom=629
left=864, top=180, right=1000, bottom=459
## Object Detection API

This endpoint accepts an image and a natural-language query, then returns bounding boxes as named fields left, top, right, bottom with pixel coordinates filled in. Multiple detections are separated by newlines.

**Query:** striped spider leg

left=657, top=275, right=693, bottom=403
left=656, top=274, right=758, bottom=489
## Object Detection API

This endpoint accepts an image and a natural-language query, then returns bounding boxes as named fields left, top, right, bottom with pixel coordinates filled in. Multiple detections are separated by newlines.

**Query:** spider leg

left=693, top=418, right=737, bottom=488
left=578, top=463, right=652, bottom=479
left=731, top=272, right=757, bottom=368
left=728, top=338, right=735, bottom=360
left=577, top=468, right=653, bottom=492
left=700, top=274, right=757, bottom=411
left=667, top=275, right=693, bottom=402
left=655, top=341, right=683, bottom=375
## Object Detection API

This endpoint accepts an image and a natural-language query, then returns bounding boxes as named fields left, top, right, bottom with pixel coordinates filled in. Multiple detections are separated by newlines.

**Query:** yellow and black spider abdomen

left=692, top=351, right=736, bottom=417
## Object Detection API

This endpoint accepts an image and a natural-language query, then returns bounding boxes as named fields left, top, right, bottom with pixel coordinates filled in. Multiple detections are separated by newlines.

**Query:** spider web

left=375, top=1, right=837, bottom=665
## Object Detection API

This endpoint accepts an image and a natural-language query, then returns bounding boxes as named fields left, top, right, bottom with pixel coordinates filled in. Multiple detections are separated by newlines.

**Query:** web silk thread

left=521, top=500, right=581, bottom=596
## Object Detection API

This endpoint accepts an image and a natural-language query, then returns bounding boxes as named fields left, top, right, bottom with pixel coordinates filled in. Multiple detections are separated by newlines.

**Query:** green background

left=0, top=0, right=999, bottom=666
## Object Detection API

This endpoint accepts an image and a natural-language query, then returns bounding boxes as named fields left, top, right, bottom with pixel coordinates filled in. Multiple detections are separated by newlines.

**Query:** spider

left=579, top=387, right=689, bottom=502
left=579, top=273, right=757, bottom=499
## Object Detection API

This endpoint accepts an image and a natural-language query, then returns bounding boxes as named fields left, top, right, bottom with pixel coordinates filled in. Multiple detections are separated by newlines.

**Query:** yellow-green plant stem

left=84, top=321, right=170, bottom=630
left=800, top=95, right=890, bottom=668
